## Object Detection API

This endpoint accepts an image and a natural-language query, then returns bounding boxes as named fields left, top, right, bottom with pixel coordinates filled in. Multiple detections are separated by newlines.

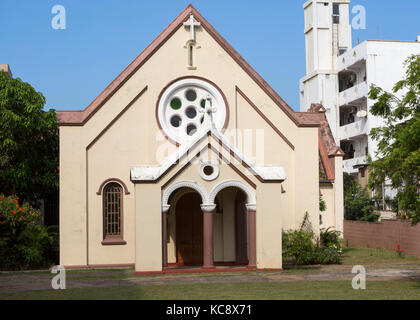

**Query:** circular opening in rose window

left=185, top=107, right=197, bottom=119
left=170, top=115, right=182, bottom=128
left=186, top=124, right=197, bottom=136
left=185, top=89, right=197, bottom=102
left=203, top=165, right=214, bottom=176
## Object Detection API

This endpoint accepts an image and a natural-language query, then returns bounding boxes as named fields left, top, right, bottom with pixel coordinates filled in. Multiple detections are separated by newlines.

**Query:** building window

left=339, top=48, right=347, bottom=55
left=333, top=3, right=340, bottom=24
left=157, top=78, right=227, bottom=144
left=103, top=182, right=124, bottom=243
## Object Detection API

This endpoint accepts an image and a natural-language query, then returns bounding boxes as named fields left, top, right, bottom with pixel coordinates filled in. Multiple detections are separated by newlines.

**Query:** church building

left=57, top=5, right=344, bottom=273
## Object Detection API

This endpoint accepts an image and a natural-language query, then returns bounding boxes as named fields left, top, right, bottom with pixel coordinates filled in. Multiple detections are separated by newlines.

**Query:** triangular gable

left=57, top=4, right=320, bottom=128
left=130, top=127, right=286, bottom=183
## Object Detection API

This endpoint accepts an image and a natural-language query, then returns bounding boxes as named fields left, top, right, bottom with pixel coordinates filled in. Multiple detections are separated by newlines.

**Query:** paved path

left=1, top=264, right=420, bottom=294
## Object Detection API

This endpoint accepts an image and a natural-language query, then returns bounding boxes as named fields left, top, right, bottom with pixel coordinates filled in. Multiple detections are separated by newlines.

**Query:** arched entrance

left=161, top=180, right=256, bottom=270
left=212, top=187, right=248, bottom=265
left=175, top=192, right=203, bottom=265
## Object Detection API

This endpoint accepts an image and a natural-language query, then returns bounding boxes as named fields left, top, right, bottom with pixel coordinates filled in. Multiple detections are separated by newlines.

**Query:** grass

left=41, top=247, right=420, bottom=281
left=2, top=280, right=420, bottom=300
left=1, top=247, right=419, bottom=300
left=341, top=247, right=419, bottom=266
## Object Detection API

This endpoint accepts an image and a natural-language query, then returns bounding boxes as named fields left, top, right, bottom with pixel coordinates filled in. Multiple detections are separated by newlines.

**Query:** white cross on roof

left=183, top=14, right=201, bottom=42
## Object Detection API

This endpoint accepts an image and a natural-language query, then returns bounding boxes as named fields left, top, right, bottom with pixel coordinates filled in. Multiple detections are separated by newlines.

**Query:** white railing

left=339, top=119, right=367, bottom=140
left=339, top=81, right=369, bottom=106
left=343, top=156, right=368, bottom=174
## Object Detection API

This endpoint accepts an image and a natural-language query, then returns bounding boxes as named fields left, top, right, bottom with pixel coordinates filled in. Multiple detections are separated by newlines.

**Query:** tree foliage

left=368, top=55, right=420, bottom=224
left=343, top=173, right=379, bottom=222
left=0, top=72, right=58, bottom=203
left=0, top=194, right=57, bottom=270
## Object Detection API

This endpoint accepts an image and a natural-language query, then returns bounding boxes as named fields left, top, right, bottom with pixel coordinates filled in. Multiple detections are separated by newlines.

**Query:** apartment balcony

left=339, top=81, right=369, bottom=106
left=343, top=156, right=368, bottom=174
left=339, top=119, right=367, bottom=140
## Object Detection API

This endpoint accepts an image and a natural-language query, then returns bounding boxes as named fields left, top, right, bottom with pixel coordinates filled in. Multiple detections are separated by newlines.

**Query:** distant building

left=300, top=0, right=420, bottom=206
left=0, top=64, right=12, bottom=78
left=336, top=40, right=420, bottom=184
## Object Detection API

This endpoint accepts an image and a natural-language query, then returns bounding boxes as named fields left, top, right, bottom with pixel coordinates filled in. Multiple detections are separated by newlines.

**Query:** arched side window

left=102, top=182, right=126, bottom=245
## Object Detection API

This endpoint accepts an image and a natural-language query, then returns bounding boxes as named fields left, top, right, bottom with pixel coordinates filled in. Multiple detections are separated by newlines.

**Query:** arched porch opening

left=209, top=180, right=257, bottom=268
left=212, top=187, right=249, bottom=266
left=161, top=180, right=256, bottom=270
left=168, top=187, right=204, bottom=266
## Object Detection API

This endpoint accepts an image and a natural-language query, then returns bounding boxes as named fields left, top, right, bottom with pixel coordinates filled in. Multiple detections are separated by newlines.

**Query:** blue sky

left=1, top=0, right=419, bottom=111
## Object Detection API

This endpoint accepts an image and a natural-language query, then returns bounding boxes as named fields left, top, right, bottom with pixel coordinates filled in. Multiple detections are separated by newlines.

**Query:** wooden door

left=176, top=193, right=203, bottom=265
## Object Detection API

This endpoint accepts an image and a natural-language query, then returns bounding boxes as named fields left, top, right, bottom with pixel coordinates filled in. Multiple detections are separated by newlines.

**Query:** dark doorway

left=176, top=193, right=203, bottom=265
left=235, top=190, right=248, bottom=265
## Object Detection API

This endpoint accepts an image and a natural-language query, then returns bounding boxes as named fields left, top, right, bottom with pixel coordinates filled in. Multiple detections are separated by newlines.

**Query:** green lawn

left=2, top=280, right=420, bottom=300
left=341, top=247, right=419, bottom=266
left=1, top=247, right=419, bottom=300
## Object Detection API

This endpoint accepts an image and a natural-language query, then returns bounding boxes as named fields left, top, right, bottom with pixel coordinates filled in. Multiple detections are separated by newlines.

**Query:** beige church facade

left=57, top=5, right=344, bottom=273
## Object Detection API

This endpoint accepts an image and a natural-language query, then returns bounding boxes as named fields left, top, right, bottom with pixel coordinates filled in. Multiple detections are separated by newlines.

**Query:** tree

left=368, top=54, right=420, bottom=224
left=344, top=180, right=379, bottom=222
left=0, top=71, right=58, bottom=204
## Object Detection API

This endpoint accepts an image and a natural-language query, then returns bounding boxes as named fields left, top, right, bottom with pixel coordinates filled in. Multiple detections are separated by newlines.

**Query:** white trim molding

left=200, top=204, right=217, bottom=212
left=209, top=180, right=256, bottom=205
left=162, top=181, right=210, bottom=208
left=245, top=204, right=257, bottom=211
left=131, top=127, right=286, bottom=183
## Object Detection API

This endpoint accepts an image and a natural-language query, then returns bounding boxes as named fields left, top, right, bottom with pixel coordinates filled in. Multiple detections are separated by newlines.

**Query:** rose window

left=157, top=78, right=227, bottom=144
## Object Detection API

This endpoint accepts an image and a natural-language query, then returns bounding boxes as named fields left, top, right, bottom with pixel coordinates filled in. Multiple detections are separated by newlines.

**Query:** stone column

left=201, top=204, right=216, bottom=269
left=246, top=204, right=257, bottom=268
left=162, top=205, right=170, bottom=268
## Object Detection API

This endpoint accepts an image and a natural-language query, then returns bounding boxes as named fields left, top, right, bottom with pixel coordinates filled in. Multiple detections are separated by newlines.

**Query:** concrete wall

left=344, top=220, right=420, bottom=257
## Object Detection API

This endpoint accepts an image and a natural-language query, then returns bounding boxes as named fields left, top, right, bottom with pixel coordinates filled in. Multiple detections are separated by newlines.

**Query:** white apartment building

left=300, top=0, right=420, bottom=199
left=300, top=0, right=352, bottom=140
left=336, top=40, right=420, bottom=176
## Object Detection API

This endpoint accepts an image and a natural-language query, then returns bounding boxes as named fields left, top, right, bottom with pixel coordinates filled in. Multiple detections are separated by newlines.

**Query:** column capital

left=162, top=205, right=170, bottom=213
left=246, top=204, right=257, bottom=212
left=201, top=204, right=216, bottom=212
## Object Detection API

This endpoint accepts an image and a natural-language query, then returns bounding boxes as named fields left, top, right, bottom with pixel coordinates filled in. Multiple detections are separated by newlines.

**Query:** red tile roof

left=309, top=104, right=344, bottom=182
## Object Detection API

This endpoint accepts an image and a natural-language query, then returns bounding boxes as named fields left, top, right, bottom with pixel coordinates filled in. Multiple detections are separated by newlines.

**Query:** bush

left=283, top=216, right=343, bottom=265
left=312, top=246, right=342, bottom=265
left=320, top=227, right=341, bottom=248
left=0, top=194, right=57, bottom=270
left=282, top=230, right=315, bottom=265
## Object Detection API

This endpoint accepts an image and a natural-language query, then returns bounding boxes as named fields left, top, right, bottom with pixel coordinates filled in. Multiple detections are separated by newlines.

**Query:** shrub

left=320, top=227, right=341, bottom=248
left=283, top=216, right=343, bottom=266
left=282, top=230, right=315, bottom=265
left=0, top=194, right=57, bottom=270
left=313, top=246, right=342, bottom=265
